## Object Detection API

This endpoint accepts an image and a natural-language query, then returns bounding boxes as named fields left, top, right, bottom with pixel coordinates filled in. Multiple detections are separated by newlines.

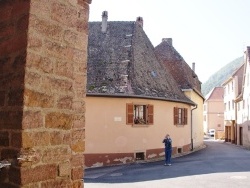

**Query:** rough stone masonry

left=0, top=0, right=91, bottom=187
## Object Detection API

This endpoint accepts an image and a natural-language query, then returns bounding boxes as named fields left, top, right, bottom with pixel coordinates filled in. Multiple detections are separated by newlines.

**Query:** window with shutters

left=173, top=107, right=187, bottom=125
left=126, top=103, right=153, bottom=125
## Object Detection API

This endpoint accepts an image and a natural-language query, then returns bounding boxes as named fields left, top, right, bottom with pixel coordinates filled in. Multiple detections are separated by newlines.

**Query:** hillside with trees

left=201, top=56, right=244, bottom=97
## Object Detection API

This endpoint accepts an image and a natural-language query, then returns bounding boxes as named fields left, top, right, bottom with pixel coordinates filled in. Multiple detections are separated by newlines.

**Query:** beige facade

left=183, top=89, right=204, bottom=149
left=85, top=96, right=192, bottom=168
left=236, top=48, right=250, bottom=147
left=223, top=63, right=244, bottom=144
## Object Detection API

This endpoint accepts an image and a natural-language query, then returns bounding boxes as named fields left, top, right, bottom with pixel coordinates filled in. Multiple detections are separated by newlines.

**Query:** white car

left=208, top=129, right=215, bottom=137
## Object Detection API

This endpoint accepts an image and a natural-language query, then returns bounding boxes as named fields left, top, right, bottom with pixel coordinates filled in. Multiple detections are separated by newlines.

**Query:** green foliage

left=201, top=56, right=244, bottom=96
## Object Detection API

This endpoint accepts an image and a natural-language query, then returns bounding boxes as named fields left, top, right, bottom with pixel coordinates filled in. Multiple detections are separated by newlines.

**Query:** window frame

left=126, top=103, right=154, bottom=126
left=174, top=107, right=188, bottom=125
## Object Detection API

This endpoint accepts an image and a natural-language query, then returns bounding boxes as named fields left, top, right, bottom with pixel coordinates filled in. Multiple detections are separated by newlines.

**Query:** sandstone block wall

left=0, top=0, right=91, bottom=187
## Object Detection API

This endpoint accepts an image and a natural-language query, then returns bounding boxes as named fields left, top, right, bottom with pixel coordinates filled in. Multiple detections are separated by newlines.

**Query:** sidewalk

left=84, top=143, right=207, bottom=180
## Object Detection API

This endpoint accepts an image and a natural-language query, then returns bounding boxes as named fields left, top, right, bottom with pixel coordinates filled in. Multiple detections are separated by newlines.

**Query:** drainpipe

left=191, top=104, right=198, bottom=151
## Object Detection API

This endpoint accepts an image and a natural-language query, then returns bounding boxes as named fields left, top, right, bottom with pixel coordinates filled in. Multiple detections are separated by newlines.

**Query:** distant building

left=222, top=62, right=244, bottom=143
left=234, top=47, right=250, bottom=147
left=203, top=87, right=224, bottom=139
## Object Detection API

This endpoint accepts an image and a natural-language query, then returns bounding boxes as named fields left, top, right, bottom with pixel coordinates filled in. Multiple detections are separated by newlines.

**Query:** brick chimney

left=102, top=11, right=108, bottom=33
left=136, top=16, right=143, bottom=28
left=162, top=38, right=172, bottom=46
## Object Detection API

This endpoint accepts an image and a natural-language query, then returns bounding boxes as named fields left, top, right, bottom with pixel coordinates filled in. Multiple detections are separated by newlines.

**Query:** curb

left=85, top=144, right=207, bottom=169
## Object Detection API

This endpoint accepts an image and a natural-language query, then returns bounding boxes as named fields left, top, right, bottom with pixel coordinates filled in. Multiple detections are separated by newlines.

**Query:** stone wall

left=0, top=0, right=91, bottom=187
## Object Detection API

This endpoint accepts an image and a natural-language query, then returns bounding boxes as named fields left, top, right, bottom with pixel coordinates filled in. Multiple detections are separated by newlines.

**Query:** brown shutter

left=126, top=103, right=134, bottom=125
left=173, top=107, right=178, bottom=125
left=184, top=108, right=188, bottom=124
left=181, top=108, right=184, bottom=125
left=147, top=104, right=154, bottom=124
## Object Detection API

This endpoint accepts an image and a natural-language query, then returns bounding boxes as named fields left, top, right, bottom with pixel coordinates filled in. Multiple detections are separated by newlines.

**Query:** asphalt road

left=84, top=140, right=250, bottom=188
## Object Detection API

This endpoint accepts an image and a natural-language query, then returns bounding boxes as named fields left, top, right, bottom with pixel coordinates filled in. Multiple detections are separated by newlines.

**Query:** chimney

left=162, top=38, right=172, bottom=46
left=101, top=11, right=108, bottom=33
left=192, top=62, right=195, bottom=72
left=136, top=16, right=143, bottom=28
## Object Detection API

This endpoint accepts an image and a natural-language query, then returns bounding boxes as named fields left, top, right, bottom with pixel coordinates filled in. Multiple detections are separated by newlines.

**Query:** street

left=84, top=140, right=250, bottom=188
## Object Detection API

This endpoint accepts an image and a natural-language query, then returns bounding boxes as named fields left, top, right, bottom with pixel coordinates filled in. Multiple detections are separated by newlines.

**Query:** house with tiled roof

left=84, top=11, right=202, bottom=168
left=233, top=47, right=250, bottom=147
left=154, top=40, right=204, bottom=149
left=222, top=63, right=244, bottom=143
left=203, top=87, right=224, bottom=139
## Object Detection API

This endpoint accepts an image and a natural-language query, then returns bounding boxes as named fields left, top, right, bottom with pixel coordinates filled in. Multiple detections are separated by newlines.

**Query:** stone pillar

left=0, top=0, right=91, bottom=187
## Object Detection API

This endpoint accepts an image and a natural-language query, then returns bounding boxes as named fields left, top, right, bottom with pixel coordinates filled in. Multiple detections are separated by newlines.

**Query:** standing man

left=163, top=134, right=172, bottom=166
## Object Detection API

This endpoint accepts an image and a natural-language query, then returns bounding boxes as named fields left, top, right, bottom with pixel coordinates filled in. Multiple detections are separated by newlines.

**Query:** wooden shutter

left=173, top=107, right=178, bottom=125
left=126, top=103, right=134, bottom=125
left=184, top=108, right=188, bottom=124
left=181, top=108, right=185, bottom=125
left=147, top=104, right=154, bottom=124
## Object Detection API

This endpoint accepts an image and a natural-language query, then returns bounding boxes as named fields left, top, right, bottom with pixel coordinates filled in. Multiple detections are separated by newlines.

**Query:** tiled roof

left=234, top=63, right=244, bottom=96
left=247, top=46, right=250, bottom=62
left=237, top=46, right=250, bottom=99
left=154, top=40, right=202, bottom=93
left=205, top=87, right=224, bottom=101
left=87, top=21, right=194, bottom=104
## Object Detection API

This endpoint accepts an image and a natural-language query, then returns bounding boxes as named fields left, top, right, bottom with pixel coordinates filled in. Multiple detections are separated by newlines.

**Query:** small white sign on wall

left=114, top=117, right=122, bottom=122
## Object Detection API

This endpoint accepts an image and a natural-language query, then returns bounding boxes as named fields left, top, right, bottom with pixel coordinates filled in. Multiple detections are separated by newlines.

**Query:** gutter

left=191, top=104, right=198, bottom=151
left=86, top=93, right=196, bottom=106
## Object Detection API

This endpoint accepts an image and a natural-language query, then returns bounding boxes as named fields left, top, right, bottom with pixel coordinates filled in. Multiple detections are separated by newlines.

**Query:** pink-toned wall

left=85, top=96, right=192, bottom=167
left=207, top=101, right=224, bottom=131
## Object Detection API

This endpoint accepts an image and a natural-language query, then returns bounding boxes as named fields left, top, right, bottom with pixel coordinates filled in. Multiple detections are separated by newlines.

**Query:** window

left=174, top=107, right=187, bottom=125
left=126, top=103, right=153, bottom=125
left=135, top=152, right=145, bottom=160
left=232, top=100, right=234, bottom=110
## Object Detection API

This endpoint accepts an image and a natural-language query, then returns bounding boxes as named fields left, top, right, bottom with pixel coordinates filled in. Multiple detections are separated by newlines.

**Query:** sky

left=88, top=0, right=250, bottom=83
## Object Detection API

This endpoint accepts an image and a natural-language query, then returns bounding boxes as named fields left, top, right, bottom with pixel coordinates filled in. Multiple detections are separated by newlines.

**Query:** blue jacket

left=163, top=138, right=172, bottom=150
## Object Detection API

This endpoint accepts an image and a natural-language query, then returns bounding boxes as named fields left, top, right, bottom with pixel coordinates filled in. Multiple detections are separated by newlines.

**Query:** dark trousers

left=165, top=149, right=172, bottom=164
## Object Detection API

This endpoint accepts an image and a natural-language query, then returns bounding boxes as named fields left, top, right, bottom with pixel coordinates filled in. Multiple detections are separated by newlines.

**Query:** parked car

left=208, top=129, right=215, bottom=137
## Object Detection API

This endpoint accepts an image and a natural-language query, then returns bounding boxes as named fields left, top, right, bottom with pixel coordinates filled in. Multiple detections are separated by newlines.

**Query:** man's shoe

left=164, top=164, right=167, bottom=166
left=167, top=164, right=171, bottom=166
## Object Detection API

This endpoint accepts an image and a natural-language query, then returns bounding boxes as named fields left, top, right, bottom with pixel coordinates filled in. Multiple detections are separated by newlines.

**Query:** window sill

left=132, top=124, right=149, bottom=127
left=176, top=124, right=185, bottom=127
